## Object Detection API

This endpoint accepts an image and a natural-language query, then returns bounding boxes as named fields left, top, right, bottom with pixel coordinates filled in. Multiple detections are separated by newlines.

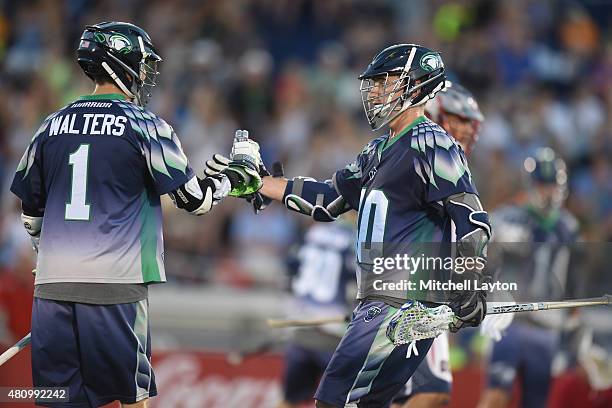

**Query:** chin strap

left=101, top=61, right=135, bottom=100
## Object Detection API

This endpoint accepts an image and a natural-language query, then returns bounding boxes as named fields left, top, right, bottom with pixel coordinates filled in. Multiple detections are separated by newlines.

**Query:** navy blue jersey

left=492, top=205, right=578, bottom=244
left=10, top=93, right=193, bottom=284
left=332, top=116, right=478, bottom=302
left=290, top=221, right=355, bottom=308
left=491, top=205, right=579, bottom=303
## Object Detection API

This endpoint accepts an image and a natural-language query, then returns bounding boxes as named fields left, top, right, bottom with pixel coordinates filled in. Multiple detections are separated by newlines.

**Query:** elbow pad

left=444, top=193, right=491, bottom=260
left=169, top=176, right=229, bottom=216
left=283, top=177, right=351, bottom=222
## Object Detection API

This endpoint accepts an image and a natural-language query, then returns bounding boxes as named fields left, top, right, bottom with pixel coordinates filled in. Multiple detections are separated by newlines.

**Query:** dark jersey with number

left=290, top=221, right=355, bottom=308
left=332, top=116, right=478, bottom=303
left=10, top=94, right=193, bottom=285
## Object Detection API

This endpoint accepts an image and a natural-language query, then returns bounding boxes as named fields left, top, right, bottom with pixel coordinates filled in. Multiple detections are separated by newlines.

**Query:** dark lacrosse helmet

left=77, top=21, right=162, bottom=106
left=359, top=44, right=446, bottom=130
left=523, top=147, right=569, bottom=213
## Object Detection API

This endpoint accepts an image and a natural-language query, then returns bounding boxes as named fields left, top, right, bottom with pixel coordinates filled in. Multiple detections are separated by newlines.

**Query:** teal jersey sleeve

left=410, top=124, right=477, bottom=203
left=10, top=112, right=62, bottom=211
left=333, top=137, right=384, bottom=210
left=116, top=101, right=194, bottom=195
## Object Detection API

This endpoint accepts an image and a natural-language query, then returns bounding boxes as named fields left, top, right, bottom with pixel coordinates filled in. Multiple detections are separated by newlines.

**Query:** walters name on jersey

left=11, top=94, right=193, bottom=285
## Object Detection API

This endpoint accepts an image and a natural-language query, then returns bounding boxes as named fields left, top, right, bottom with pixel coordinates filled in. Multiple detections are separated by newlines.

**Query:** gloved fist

left=204, top=154, right=230, bottom=177
left=231, top=130, right=261, bottom=171
left=449, top=289, right=487, bottom=332
left=206, top=174, right=231, bottom=204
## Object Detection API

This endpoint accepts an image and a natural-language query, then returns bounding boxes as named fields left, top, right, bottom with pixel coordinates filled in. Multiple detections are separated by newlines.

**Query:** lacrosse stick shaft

left=267, top=295, right=611, bottom=329
left=0, top=332, right=31, bottom=367
left=487, top=294, right=611, bottom=315
left=227, top=340, right=279, bottom=365
left=267, top=316, right=347, bottom=329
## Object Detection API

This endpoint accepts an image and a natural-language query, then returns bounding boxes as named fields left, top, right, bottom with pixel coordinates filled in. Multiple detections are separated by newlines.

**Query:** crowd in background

left=0, top=0, right=610, bottom=293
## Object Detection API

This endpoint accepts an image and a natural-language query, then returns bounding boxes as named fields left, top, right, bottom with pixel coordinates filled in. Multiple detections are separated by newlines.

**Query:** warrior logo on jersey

left=420, top=53, right=443, bottom=72
left=364, top=306, right=382, bottom=322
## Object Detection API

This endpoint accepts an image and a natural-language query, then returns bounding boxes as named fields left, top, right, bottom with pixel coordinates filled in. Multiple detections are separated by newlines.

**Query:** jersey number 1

left=65, top=144, right=91, bottom=221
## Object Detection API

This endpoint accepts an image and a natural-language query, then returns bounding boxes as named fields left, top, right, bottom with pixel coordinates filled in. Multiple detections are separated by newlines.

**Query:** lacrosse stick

left=227, top=340, right=279, bottom=365
left=386, top=294, right=612, bottom=346
left=0, top=333, right=31, bottom=367
left=267, top=315, right=349, bottom=329
left=267, top=295, right=611, bottom=345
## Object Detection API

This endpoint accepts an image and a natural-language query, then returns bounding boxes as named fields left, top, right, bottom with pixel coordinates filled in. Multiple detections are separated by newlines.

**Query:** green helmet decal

left=420, top=53, right=443, bottom=72
left=109, top=34, right=132, bottom=54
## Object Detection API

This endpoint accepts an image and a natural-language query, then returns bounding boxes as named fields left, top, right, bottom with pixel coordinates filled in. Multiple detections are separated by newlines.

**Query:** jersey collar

left=77, top=93, right=127, bottom=101
left=379, top=115, right=427, bottom=156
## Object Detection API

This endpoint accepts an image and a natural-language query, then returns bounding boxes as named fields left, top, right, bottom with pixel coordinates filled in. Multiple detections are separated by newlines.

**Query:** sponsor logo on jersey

left=368, top=167, right=378, bottom=181
left=364, top=305, right=382, bottom=322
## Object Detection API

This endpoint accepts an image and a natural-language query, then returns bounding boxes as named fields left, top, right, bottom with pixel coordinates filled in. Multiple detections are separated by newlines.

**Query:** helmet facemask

left=360, top=70, right=445, bottom=130
left=360, top=72, right=408, bottom=130
left=134, top=36, right=161, bottom=106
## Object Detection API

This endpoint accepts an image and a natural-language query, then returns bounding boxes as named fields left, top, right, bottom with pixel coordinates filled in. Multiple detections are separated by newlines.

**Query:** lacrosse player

left=9, top=22, right=241, bottom=407
left=278, top=218, right=356, bottom=408
left=479, top=147, right=579, bottom=408
left=211, top=44, right=492, bottom=408
left=391, top=81, right=485, bottom=408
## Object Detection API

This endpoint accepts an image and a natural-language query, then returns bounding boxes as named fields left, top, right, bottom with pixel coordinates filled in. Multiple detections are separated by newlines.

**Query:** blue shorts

left=31, top=297, right=156, bottom=407
left=315, top=300, right=434, bottom=407
left=282, top=343, right=334, bottom=403
left=487, top=321, right=558, bottom=408
left=392, top=331, right=452, bottom=404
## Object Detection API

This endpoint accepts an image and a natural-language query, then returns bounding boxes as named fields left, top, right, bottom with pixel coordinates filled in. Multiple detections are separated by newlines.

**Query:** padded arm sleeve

left=282, top=177, right=352, bottom=222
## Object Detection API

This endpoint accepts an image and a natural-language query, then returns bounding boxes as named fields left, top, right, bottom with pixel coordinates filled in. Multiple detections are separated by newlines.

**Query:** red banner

left=151, top=351, right=285, bottom=408
left=0, top=345, right=498, bottom=408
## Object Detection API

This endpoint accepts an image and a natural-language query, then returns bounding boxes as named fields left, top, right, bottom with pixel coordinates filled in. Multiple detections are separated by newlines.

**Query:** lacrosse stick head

left=386, top=300, right=455, bottom=345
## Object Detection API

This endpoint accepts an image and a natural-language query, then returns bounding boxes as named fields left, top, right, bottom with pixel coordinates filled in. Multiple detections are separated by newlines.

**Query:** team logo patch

left=420, top=53, right=443, bottom=72
left=364, top=306, right=382, bottom=322
left=109, top=34, right=132, bottom=54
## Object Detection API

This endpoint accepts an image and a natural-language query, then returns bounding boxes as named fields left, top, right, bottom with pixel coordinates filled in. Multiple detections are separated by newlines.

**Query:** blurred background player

left=278, top=217, right=355, bottom=408
left=478, top=147, right=579, bottom=408
left=213, top=43, right=492, bottom=408
left=424, top=81, right=484, bottom=156
left=391, top=80, right=485, bottom=408
left=9, top=21, right=236, bottom=407
left=547, top=333, right=612, bottom=408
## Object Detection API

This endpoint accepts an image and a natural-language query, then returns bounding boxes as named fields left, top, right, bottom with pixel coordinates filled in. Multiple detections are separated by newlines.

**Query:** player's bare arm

left=259, top=175, right=287, bottom=201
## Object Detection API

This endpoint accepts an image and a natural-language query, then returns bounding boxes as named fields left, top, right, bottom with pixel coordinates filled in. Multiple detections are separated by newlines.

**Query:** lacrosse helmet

left=523, top=147, right=568, bottom=213
left=426, top=81, right=484, bottom=155
left=359, top=44, right=446, bottom=130
left=77, top=21, right=162, bottom=106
